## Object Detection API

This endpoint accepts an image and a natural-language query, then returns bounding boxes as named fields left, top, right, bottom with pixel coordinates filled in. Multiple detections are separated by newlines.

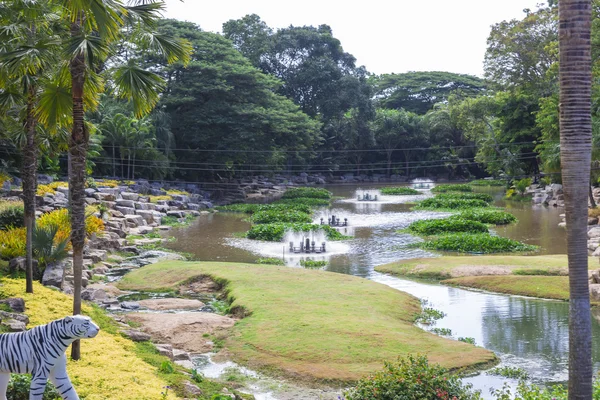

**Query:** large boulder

left=0, top=298, right=25, bottom=313
left=81, top=288, right=108, bottom=302
left=121, top=330, right=151, bottom=342
left=84, top=249, right=107, bottom=263
left=589, top=227, right=600, bottom=239
left=124, top=214, right=147, bottom=227
left=42, top=261, right=66, bottom=289
left=121, top=192, right=140, bottom=202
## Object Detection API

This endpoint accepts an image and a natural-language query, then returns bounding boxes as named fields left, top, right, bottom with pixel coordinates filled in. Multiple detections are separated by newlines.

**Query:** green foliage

left=431, top=184, right=473, bottom=193
left=513, top=268, right=566, bottom=276
left=250, top=210, right=312, bottom=224
left=457, top=209, right=517, bottom=225
left=256, top=258, right=284, bottom=265
left=415, top=307, right=446, bottom=325
left=413, top=198, right=490, bottom=210
left=407, top=218, right=489, bottom=236
left=32, top=225, right=69, bottom=270
left=435, top=192, right=494, bottom=203
left=159, top=361, right=175, bottom=374
left=216, top=203, right=311, bottom=214
left=343, top=355, right=480, bottom=400
left=281, top=187, right=332, bottom=199
left=273, top=197, right=332, bottom=207
left=299, top=260, right=328, bottom=268
left=458, top=337, right=476, bottom=345
left=469, top=179, right=506, bottom=186
left=246, top=223, right=349, bottom=242
left=7, top=374, right=60, bottom=400
left=379, top=187, right=420, bottom=195
left=418, top=233, right=538, bottom=254
left=0, top=205, right=24, bottom=230
left=514, top=178, right=532, bottom=195
left=430, top=328, right=452, bottom=336
left=486, top=366, right=529, bottom=380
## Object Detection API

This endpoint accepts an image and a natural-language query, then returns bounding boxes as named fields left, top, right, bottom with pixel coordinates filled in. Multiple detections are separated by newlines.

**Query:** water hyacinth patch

left=246, top=223, right=349, bottom=241
left=273, top=197, right=331, bottom=207
left=250, top=210, right=312, bottom=224
left=435, top=192, right=494, bottom=203
left=431, top=184, right=473, bottom=193
left=281, top=187, right=332, bottom=199
left=379, top=187, right=420, bottom=195
left=406, top=218, right=489, bottom=236
left=470, top=179, right=506, bottom=187
left=457, top=209, right=517, bottom=225
left=413, top=197, right=490, bottom=210
left=418, top=233, right=538, bottom=254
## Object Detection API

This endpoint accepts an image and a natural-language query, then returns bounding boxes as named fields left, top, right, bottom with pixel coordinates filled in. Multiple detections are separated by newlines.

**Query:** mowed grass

left=442, top=276, right=570, bottom=301
left=118, top=261, right=496, bottom=382
left=375, top=255, right=584, bottom=280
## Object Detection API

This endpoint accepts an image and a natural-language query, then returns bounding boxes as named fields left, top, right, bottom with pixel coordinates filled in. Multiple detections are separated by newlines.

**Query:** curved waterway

left=165, top=183, right=596, bottom=398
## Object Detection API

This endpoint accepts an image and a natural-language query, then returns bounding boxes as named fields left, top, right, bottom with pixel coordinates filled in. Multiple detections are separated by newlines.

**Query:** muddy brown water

left=164, top=183, right=596, bottom=396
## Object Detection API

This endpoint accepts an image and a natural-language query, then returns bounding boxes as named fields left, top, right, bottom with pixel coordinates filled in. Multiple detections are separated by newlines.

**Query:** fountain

left=289, top=236, right=326, bottom=254
left=357, top=192, right=378, bottom=201
left=320, top=215, right=348, bottom=227
left=411, top=178, right=435, bottom=190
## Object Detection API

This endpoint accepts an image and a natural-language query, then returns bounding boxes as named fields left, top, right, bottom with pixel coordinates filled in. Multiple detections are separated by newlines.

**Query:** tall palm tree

left=59, top=0, right=191, bottom=360
left=559, top=0, right=593, bottom=398
left=0, top=0, right=62, bottom=294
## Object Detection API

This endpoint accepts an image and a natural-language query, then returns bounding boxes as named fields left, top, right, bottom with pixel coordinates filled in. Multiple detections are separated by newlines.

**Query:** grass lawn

left=118, top=261, right=496, bottom=383
left=442, top=276, right=570, bottom=301
left=374, top=255, right=591, bottom=280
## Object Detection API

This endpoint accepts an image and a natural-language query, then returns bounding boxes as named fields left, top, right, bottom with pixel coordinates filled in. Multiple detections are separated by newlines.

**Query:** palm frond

left=134, top=31, right=192, bottom=65
left=37, top=79, right=72, bottom=130
left=123, top=2, right=163, bottom=27
left=112, top=61, right=165, bottom=117
left=64, top=31, right=110, bottom=68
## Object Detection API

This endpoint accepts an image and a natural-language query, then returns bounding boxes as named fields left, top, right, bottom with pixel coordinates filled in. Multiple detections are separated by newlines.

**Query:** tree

left=222, top=14, right=273, bottom=67
left=0, top=0, right=61, bottom=294
left=559, top=0, right=594, bottom=398
left=59, top=0, right=191, bottom=360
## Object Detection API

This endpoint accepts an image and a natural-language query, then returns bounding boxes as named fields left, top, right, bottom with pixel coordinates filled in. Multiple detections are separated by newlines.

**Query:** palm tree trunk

left=69, top=18, right=88, bottom=362
left=559, top=0, right=593, bottom=398
left=127, top=153, right=131, bottom=180
left=589, top=185, right=596, bottom=208
left=386, top=150, right=393, bottom=178
left=112, top=146, right=116, bottom=178
left=22, top=88, right=38, bottom=294
left=132, top=153, right=135, bottom=180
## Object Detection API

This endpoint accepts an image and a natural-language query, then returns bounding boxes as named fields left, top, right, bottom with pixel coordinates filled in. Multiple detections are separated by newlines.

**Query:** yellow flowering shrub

left=165, top=189, right=188, bottom=196
left=0, top=280, right=177, bottom=400
left=148, top=195, right=172, bottom=203
left=98, top=180, right=119, bottom=188
left=0, top=227, right=26, bottom=259
left=0, top=173, right=10, bottom=188
left=36, top=185, right=56, bottom=196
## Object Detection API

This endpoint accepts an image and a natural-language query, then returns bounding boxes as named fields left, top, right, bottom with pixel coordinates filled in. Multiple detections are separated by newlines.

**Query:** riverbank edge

left=117, top=260, right=498, bottom=386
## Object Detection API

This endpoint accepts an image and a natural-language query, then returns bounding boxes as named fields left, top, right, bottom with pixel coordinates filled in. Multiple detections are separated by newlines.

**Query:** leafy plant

left=486, top=366, right=529, bottom=380
left=435, top=192, right=494, bottom=203
left=159, top=361, right=175, bottom=374
left=343, top=354, right=480, bottom=400
left=458, top=337, right=476, bottom=345
left=0, top=205, right=24, bottom=230
left=418, top=233, right=538, bottom=253
left=256, top=258, right=284, bottom=265
left=514, top=178, right=532, bottom=195
left=430, top=327, right=452, bottom=336
left=415, top=307, right=446, bottom=325
left=33, top=225, right=70, bottom=272
left=281, top=187, right=332, bottom=199
left=380, top=187, right=420, bottom=195
left=246, top=223, right=350, bottom=241
left=299, top=259, right=328, bottom=268
left=406, top=218, right=489, bottom=236
left=431, top=184, right=473, bottom=193
left=7, top=374, right=60, bottom=400
left=457, top=209, right=517, bottom=225
left=250, top=210, right=312, bottom=224
left=470, top=179, right=506, bottom=187
left=413, top=197, right=490, bottom=210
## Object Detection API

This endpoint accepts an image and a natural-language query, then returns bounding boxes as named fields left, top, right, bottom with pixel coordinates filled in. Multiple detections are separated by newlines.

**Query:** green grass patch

left=299, top=259, right=328, bottom=268
left=457, top=209, right=517, bottom=225
left=256, top=258, right=285, bottom=265
left=249, top=210, right=312, bottom=224
left=281, top=187, right=332, bottom=199
left=513, top=268, right=567, bottom=276
left=375, top=255, right=578, bottom=280
left=161, top=214, right=197, bottom=227
left=418, top=233, right=538, bottom=254
left=413, top=197, right=490, bottom=210
left=118, top=261, right=496, bottom=382
left=435, top=192, right=494, bottom=203
left=443, top=275, right=570, bottom=301
left=469, top=179, right=506, bottom=187
left=431, top=184, right=473, bottom=193
left=246, top=223, right=350, bottom=241
left=406, top=218, right=489, bottom=236
left=379, top=187, right=420, bottom=195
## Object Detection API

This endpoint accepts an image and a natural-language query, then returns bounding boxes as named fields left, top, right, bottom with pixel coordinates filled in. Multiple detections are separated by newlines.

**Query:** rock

left=84, top=188, right=97, bottom=197
left=0, top=298, right=25, bottom=313
left=172, top=349, right=191, bottom=361
left=154, top=344, right=173, bottom=358
left=594, top=248, right=600, bottom=257
left=124, top=214, right=147, bottom=227
left=0, top=311, right=28, bottom=325
left=121, top=330, right=151, bottom=342
left=64, top=275, right=88, bottom=288
left=42, top=261, right=66, bottom=289
left=591, top=284, right=600, bottom=301
left=121, top=192, right=140, bottom=202
left=183, top=382, right=203, bottom=397
left=2, top=319, right=26, bottom=332
left=37, top=174, right=53, bottom=184
left=120, top=301, right=140, bottom=310
left=589, top=227, right=600, bottom=239
left=591, top=270, right=600, bottom=284
left=93, top=266, right=110, bottom=275
left=121, top=246, right=141, bottom=255
left=9, top=257, right=37, bottom=273
left=171, top=194, right=190, bottom=203
left=115, top=206, right=136, bottom=216
left=135, top=210, right=158, bottom=224
left=88, top=236, right=121, bottom=250
left=116, top=199, right=135, bottom=208
left=81, top=288, right=107, bottom=301
left=155, top=204, right=170, bottom=213
left=589, top=218, right=599, bottom=226
left=137, top=298, right=204, bottom=311
left=84, top=250, right=107, bottom=263
left=167, top=210, right=186, bottom=218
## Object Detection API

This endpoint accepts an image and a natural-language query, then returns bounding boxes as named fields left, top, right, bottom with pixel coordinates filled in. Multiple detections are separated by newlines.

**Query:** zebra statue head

left=62, top=315, right=100, bottom=339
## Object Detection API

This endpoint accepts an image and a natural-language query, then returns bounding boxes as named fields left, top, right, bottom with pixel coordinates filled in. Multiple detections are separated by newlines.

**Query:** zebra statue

left=0, top=315, right=99, bottom=400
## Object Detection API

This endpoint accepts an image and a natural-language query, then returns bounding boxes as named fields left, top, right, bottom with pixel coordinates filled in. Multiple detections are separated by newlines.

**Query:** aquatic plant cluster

left=379, top=186, right=420, bottom=195
left=407, top=184, right=536, bottom=254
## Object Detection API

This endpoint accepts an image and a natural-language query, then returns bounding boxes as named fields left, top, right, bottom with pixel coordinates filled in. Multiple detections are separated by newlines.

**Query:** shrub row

left=430, top=184, right=473, bottom=193
left=457, top=209, right=517, bottom=225
left=418, top=233, right=538, bottom=254
left=469, top=179, right=506, bottom=186
left=379, top=187, right=420, bottom=195
left=246, top=223, right=348, bottom=241
left=413, top=197, right=490, bottom=210
left=217, top=203, right=312, bottom=214
left=0, top=204, right=24, bottom=230
left=435, top=192, right=494, bottom=203
left=281, top=187, right=332, bottom=199
left=407, top=218, right=489, bottom=236
left=250, top=210, right=312, bottom=224
left=274, top=197, right=331, bottom=207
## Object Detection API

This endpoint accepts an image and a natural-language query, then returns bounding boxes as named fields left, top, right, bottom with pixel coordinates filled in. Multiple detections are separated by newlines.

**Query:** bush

left=469, top=179, right=505, bottom=187
left=0, top=227, right=26, bottom=260
left=256, top=258, right=284, bottom=265
left=343, top=355, right=480, bottom=400
left=250, top=210, right=312, bottom=224
left=407, top=218, right=489, bottom=236
left=515, top=178, right=532, bottom=195
left=7, top=374, right=60, bottom=400
left=217, top=203, right=312, bottom=215
left=413, top=198, right=490, bottom=210
left=436, top=192, right=494, bottom=203
left=274, top=197, right=331, bottom=207
left=0, top=204, right=24, bottom=230
left=379, top=187, right=420, bottom=195
left=299, top=260, right=328, bottom=268
left=281, top=187, right=332, bottom=199
left=418, top=233, right=538, bottom=254
left=246, top=223, right=349, bottom=241
left=457, top=209, right=517, bottom=225
left=431, top=184, right=473, bottom=193
left=486, top=366, right=529, bottom=380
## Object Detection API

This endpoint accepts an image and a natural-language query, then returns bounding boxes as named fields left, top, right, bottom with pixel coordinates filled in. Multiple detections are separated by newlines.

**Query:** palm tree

left=558, top=0, right=593, bottom=398
left=59, top=0, right=191, bottom=360
left=0, top=0, right=61, bottom=294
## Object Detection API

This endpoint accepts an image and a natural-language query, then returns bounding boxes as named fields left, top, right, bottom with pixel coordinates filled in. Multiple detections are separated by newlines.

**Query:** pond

left=164, top=183, right=594, bottom=397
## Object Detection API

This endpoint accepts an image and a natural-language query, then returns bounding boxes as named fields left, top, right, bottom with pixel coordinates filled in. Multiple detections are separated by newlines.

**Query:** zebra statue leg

left=0, top=373, right=9, bottom=400
left=49, top=354, right=78, bottom=400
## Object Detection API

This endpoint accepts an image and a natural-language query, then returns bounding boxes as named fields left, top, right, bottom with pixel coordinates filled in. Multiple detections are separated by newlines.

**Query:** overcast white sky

left=163, top=0, right=546, bottom=77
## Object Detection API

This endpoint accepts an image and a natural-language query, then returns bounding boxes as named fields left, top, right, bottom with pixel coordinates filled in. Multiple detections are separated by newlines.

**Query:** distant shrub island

left=379, top=187, right=420, bottom=195
left=250, top=209, right=312, bottom=224
left=418, top=233, right=538, bottom=254
left=457, top=209, right=517, bottom=225
left=246, top=223, right=349, bottom=241
left=281, top=187, right=332, bottom=199
left=407, top=218, right=489, bottom=236
left=431, top=184, right=473, bottom=193
left=470, top=179, right=506, bottom=187
left=435, top=192, right=494, bottom=203
left=413, top=197, right=490, bottom=210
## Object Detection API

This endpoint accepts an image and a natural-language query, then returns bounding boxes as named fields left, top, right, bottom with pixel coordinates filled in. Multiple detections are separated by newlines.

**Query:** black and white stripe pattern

left=0, top=315, right=99, bottom=400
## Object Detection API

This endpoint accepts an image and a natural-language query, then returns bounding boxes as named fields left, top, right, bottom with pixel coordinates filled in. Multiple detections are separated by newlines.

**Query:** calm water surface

left=166, top=183, right=595, bottom=396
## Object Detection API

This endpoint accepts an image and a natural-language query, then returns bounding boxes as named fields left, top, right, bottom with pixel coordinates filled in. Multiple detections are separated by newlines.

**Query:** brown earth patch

left=137, top=298, right=204, bottom=311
